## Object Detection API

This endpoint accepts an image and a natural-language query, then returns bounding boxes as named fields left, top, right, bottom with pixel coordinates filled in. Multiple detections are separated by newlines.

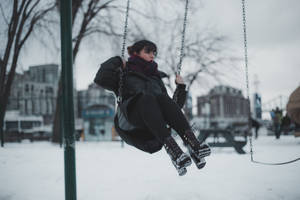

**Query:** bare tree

left=52, top=0, right=122, bottom=143
left=160, top=28, right=238, bottom=119
left=160, top=30, right=238, bottom=93
left=0, top=0, right=56, bottom=147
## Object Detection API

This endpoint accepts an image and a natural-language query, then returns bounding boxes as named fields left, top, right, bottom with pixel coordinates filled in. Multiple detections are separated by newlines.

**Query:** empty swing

left=241, top=0, right=300, bottom=165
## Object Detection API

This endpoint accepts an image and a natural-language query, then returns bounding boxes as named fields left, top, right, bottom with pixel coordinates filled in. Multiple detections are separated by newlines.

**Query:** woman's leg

left=156, top=94, right=210, bottom=168
left=128, top=94, right=172, bottom=143
left=156, top=94, right=191, bottom=135
left=130, top=94, right=192, bottom=175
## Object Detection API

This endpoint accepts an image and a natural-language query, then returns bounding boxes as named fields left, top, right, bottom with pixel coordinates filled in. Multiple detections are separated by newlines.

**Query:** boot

left=190, top=152, right=206, bottom=169
left=182, top=130, right=211, bottom=161
left=164, top=136, right=192, bottom=176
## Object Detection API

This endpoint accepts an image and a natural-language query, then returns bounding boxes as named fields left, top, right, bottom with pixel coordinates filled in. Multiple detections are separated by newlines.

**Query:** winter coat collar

left=127, top=55, right=159, bottom=77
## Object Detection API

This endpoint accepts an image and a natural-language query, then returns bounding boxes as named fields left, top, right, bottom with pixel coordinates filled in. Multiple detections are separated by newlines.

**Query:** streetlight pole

left=60, top=0, right=77, bottom=199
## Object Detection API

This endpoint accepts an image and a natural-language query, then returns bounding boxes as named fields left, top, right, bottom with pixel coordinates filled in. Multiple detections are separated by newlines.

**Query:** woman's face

left=136, top=48, right=156, bottom=62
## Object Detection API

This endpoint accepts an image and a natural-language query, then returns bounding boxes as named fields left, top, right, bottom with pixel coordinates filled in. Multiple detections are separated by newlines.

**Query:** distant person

left=273, top=107, right=283, bottom=139
left=251, top=118, right=261, bottom=139
left=286, top=86, right=300, bottom=137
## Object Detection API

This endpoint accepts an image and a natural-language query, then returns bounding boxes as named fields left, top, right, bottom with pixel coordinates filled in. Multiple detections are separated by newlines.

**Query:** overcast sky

left=198, top=0, right=300, bottom=106
left=18, top=0, right=300, bottom=112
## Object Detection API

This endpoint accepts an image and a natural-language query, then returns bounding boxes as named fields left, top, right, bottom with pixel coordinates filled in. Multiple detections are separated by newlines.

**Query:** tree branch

left=0, top=2, right=9, bottom=25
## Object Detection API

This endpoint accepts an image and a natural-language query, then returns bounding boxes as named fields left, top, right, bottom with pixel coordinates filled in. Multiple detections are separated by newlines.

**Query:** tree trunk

left=0, top=100, right=6, bottom=147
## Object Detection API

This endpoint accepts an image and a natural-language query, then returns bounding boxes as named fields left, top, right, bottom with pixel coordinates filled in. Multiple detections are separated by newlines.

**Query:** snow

left=1, top=135, right=300, bottom=200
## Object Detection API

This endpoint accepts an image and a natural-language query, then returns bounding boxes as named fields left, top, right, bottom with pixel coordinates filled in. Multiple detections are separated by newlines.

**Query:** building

left=82, top=104, right=115, bottom=141
left=196, top=85, right=249, bottom=128
left=253, top=93, right=262, bottom=119
left=7, top=64, right=59, bottom=124
left=77, top=83, right=115, bottom=117
left=78, top=83, right=116, bottom=141
left=183, top=92, right=193, bottom=120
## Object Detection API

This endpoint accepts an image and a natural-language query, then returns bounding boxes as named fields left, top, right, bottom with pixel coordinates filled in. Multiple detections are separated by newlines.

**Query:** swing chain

left=117, top=68, right=125, bottom=104
left=121, top=0, right=130, bottom=59
left=177, top=0, right=189, bottom=75
left=118, top=0, right=130, bottom=104
left=241, top=0, right=253, bottom=161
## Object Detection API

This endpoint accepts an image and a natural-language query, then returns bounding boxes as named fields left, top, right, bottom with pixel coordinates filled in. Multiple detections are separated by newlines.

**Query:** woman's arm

left=172, top=75, right=187, bottom=109
left=172, top=84, right=187, bottom=109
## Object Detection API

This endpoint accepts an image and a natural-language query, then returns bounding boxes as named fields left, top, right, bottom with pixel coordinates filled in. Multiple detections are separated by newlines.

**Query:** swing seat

left=114, top=114, right=163, bottom=154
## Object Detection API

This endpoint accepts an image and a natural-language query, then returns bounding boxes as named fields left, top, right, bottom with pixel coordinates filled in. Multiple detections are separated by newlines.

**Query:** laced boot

left=164, top=136, right=192, bottom=176
left=182, top=130, right=211, bottom=164
left=190, top=152, right=206, bottom=169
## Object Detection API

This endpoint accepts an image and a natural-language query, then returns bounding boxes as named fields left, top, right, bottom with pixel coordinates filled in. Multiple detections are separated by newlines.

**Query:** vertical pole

left=60, top=0, right=77, bottom=200
left=60, top=94, right=64, bottom=148
left=0, top=98, right=5, bottom=147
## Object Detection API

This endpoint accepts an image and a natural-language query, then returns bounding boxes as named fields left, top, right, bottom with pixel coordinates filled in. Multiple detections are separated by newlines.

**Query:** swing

left=241, top=0, right=300, bottom=165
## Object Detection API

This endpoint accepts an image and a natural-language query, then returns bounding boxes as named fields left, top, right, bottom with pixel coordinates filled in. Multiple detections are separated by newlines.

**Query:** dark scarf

left=126, top=55, right=159, bottom=77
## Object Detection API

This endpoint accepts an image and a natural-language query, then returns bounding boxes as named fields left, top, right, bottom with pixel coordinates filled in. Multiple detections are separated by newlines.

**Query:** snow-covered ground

left=1, top=134, right=300, bottom=200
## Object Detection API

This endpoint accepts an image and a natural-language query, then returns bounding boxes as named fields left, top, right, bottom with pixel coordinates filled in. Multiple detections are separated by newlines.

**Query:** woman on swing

left=95, top=40, right=211, bottom=176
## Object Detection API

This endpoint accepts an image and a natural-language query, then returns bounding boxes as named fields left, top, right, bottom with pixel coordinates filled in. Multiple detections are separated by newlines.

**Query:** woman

left=94, top=40, right=210, bottom=176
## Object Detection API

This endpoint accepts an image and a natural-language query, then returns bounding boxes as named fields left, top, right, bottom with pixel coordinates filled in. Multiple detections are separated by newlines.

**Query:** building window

left=20, top=121, right=33, bottom=129
left=25, top=84, right=29, bottom=93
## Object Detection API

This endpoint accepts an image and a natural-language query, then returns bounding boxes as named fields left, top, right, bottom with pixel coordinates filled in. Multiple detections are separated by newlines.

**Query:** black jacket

left=95, top=56, right=187, bottom=153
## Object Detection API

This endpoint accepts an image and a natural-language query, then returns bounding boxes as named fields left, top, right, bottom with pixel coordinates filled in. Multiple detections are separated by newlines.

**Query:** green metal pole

left=60, top=0, right=77, bottom=200
left=60, top=93, right=64, bottom=148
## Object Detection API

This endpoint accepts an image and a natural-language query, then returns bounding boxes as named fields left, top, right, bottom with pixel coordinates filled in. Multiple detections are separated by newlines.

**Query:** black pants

left=128, top=94, right=191, bottom=143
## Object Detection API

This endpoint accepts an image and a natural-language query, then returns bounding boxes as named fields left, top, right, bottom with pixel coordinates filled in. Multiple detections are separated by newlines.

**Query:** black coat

left=94, top=56, right=187, bottom=154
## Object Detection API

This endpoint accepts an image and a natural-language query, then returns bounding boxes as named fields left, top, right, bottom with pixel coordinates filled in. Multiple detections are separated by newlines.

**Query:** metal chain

left=118, top=0, right=130, bottom=104
left=241, top=0, right=253, bottom=162
left=177, top=0, right=189, bottom=75
left=121, top=0, right=130, bottom=59
left=117, top=67, right=125, bottom=104
left=242, top=0, right=300, bottom=165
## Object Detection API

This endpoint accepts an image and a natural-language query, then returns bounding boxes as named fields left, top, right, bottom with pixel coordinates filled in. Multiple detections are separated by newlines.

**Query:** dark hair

left=127, top=40, right=157, bottom=56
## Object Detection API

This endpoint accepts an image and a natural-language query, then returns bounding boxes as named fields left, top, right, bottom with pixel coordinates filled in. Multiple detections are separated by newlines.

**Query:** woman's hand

left=175, top=74, right=185, bottom=85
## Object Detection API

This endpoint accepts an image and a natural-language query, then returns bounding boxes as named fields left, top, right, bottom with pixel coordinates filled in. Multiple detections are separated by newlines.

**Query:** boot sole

left=177, top=159, right=192, bottom=176
left=172, top=156, right=192, bottom=176
left=190, top=153, right=206, bottom=169
left=177, top=167, right=187, bottom=176
left=187, top=145, right=211, bottom=159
